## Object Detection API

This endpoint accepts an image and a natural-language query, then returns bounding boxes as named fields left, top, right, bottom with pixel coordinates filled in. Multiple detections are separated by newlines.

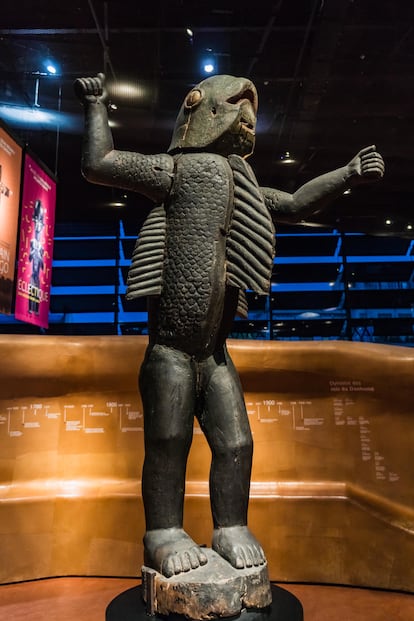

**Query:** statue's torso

left=155, top=152, right=232, bottom=356
left=126, top=151, right=274, bottom=358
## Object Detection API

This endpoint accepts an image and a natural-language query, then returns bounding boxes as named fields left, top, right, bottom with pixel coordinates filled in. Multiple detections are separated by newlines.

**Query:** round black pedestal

left=106, top=585, right=303, bottom=621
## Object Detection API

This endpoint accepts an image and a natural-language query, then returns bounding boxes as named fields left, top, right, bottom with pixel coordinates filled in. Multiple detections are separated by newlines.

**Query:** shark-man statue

left=75, top=72, right=384, bottom=617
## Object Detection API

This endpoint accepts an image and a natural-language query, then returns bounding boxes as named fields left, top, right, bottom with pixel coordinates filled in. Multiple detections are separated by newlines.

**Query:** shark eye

left=185, top=88, right=203, bottom=109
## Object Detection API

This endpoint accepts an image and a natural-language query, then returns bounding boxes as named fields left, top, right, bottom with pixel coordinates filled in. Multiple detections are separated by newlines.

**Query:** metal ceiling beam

left=282, top=0, right=353, bottom=166
left=0, top=24, right=406, bottom=37
left=87, top=0, right=116, bottom=79
left=272, top=0, right=322, bottom=151
left=246, top=1, right=283, bottom=76
left=0, top=27, right=310, bottom=36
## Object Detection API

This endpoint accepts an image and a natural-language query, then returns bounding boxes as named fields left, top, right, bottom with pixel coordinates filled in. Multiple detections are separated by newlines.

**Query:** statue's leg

left=140, top=344, right=208, bottom=577
left=199, top=347, right=266, bottom=569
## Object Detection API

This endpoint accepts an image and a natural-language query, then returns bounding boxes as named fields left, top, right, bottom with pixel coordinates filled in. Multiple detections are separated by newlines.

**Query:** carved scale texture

left=112, top=152, right=173, bottom=203
left=226, top=155, right=275, bottom=300
left=157, top=153, right=230, bottom=348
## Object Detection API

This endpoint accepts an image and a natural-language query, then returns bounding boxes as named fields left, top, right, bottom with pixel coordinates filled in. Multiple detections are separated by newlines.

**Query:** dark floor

left=0, top=577, right=413, bottom=621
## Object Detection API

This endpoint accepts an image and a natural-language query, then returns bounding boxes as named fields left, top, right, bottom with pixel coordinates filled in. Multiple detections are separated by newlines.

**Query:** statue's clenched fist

left=347, top=145, right=385, bottom=185
left=73, top=72, right=108, bottom=105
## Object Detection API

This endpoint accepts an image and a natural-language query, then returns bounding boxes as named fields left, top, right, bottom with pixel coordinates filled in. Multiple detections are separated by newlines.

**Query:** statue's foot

left=144, top=528, right=208, bottom=578
left=212, top=525, right=266, bottom=569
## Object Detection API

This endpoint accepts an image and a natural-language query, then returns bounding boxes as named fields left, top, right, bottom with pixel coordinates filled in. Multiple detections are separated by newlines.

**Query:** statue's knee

left=146, top=430, right=192, bottom=459
left=237, top=437, right=253, bottom=461
left=213, top=433, right=253, bottom=460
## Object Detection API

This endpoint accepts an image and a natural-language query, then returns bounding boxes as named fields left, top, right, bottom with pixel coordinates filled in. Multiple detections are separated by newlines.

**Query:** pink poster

left=0, top=124, right=23, bottom=314
left=15, top=154, right=56, bottom=328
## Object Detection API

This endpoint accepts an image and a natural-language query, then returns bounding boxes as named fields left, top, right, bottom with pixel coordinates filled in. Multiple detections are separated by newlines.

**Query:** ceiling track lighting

left=278, top=150, right=296, bottom=164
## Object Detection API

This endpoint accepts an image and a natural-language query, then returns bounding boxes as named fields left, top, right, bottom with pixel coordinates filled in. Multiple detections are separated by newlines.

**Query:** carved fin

left=126, top=204, right=166, bottom=300
left=226, top=155, right=275, bottom=299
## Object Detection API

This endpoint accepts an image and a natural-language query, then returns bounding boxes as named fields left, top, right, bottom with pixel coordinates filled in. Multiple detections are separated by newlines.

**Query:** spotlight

left=385, top=219, right=392, bottom=225
left=44, top=60, right=58, bottom=75
left=186, top=28, right=193, bottom=38
left=278, top=151, right=296, bottom=164
left=201, top=50, right=216, bottom=75
left=0, top=104, right=80, bottom=130
left=109, top=81, right=148, bottom=102
left=203, top=61, right=215, bottom=74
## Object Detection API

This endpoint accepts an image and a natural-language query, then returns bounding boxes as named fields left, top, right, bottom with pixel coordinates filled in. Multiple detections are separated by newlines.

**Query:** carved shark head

left=167, top=74, right=258, bottom=158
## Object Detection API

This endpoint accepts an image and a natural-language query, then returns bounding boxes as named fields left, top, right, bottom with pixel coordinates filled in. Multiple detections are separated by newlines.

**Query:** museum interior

left=0, top=2, right=413, bottom=620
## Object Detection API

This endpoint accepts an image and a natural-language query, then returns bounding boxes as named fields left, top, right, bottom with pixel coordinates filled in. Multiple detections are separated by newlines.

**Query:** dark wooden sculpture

left=74, top=73, right=384, bottom=618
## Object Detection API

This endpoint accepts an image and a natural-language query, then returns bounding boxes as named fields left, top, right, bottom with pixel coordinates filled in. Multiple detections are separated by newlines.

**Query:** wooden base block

left=142, top=548, right=272, bottom=619
left=106, top=584, right=303, bottom=621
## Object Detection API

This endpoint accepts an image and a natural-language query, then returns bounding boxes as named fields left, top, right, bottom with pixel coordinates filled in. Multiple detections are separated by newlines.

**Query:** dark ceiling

left=1, top=0, right=413, bottom=236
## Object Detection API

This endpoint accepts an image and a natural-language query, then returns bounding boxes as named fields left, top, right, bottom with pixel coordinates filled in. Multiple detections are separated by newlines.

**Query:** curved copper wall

left=0, top=336, right=413, bottom=591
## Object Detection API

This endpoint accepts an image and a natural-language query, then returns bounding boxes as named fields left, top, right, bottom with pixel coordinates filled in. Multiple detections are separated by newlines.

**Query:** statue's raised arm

left=262, top=145, right=384, bottom=225
left=74, top=73, right=173, bottom=203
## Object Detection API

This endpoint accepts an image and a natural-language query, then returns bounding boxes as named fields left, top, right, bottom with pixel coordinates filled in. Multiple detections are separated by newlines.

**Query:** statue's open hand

left=73, top=73, right=108, bottom=105
left=347, top=145, right=385, bottom=186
